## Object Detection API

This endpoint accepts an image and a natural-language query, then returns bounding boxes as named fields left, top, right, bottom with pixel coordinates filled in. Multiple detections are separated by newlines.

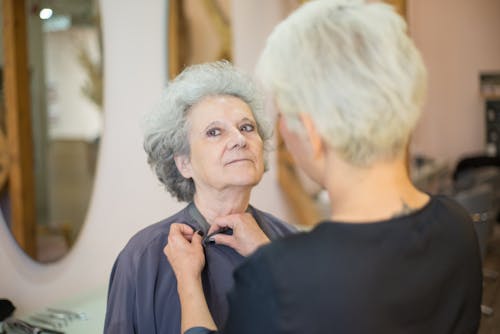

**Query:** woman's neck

left=325, top=153, right=429, bottom=223
left=192, top=187, right=251, bottom=224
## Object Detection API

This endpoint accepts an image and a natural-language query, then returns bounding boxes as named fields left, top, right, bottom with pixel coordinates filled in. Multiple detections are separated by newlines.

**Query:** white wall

left=409, top=0, right=500, bottom=166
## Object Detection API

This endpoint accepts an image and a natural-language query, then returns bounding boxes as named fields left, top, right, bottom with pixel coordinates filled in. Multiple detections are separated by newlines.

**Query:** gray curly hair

left=143, top=61, right=273, bottom=202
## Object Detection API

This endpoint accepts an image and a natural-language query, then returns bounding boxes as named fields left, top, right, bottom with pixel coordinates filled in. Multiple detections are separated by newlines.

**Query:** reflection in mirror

left=0, top=0, right=103, bottom=262
left=168, top=0, right=231, bottom=78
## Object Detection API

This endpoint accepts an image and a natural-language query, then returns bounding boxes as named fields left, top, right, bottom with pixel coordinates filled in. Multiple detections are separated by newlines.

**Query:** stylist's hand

left=164, top=223, right=205, bottom=281
left=208, top=213, right=270, bottom=256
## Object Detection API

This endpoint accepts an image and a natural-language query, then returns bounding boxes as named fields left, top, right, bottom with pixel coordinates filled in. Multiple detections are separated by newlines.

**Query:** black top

left=104, top=203, right=296, bottom=334
left=189, top=195, right=483, bottom=334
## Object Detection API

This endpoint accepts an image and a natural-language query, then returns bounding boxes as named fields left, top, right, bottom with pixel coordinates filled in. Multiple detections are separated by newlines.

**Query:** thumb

left=208, top=220, right=232, bottom=235
left=207, top=224, right=222, bottom=236
left=191, top=230, right=204, bottom=246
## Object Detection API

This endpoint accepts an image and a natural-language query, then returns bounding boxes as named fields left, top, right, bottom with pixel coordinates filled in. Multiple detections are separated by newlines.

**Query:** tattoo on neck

left=392, top=200, right=415, bottom=218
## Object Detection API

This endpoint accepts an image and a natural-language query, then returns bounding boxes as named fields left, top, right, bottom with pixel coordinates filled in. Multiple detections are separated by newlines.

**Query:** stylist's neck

left=325, top=152, right=428, bottom=223
left=193, top=186, right=252, bottom=224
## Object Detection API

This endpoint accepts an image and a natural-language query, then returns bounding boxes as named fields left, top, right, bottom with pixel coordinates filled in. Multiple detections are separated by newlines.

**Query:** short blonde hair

left=257, top=0, right=427, bottom=165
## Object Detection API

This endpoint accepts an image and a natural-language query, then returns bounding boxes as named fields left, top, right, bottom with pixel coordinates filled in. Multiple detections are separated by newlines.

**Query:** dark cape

left=104, top=203, right=296, bottom=334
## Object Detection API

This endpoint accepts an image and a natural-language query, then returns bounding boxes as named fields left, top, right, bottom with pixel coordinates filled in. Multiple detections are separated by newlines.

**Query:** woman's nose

left=227, top=129, right=247, bottom=149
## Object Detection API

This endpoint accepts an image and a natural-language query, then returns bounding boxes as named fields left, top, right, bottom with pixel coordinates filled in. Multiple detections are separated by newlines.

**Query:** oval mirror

left=0, top=0, right=103, bottom=262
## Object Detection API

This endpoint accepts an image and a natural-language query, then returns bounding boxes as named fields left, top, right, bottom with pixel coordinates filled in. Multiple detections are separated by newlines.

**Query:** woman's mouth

left=225, top=158, right=252, bottom=165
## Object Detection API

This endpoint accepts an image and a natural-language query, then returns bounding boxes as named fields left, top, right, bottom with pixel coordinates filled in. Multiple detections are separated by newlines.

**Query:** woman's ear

left=174, top=155, right=192, bottom=179
left=299, top=113, right=324, bottom=160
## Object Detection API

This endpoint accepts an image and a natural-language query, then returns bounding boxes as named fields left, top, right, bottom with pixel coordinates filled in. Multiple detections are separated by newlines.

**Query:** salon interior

left=0, top=0, right=499, bottom=332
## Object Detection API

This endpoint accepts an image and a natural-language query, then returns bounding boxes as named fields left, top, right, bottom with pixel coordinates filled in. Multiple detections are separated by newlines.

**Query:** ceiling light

left=39, top=8, right=53, bottom=20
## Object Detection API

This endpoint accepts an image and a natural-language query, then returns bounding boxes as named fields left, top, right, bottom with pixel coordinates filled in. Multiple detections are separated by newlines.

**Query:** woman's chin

left=223, top=176, right=262, bottom=189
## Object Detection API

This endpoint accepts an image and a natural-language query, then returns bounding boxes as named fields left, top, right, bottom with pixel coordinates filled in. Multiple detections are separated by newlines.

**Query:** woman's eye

left=240, top=124, right=255, bottom=132
left=206, top=128, right=221, bottom=137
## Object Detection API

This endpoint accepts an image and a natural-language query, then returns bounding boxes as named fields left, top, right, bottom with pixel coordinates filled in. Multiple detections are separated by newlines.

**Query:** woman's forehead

left=188, top=95, right=256, bottom=124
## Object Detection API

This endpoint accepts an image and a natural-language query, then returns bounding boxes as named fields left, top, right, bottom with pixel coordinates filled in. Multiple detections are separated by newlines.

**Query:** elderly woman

left=165, top=1, right=483, bottom=334
left=103, top=61, right=295, bottom=334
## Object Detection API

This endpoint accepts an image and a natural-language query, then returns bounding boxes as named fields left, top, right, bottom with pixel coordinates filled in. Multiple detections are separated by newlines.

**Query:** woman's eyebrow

left=201, top=117, right=256, bottom=133
left=239, top=117, right=256, bottom=124
left=202, top=120, right=223, bottom=132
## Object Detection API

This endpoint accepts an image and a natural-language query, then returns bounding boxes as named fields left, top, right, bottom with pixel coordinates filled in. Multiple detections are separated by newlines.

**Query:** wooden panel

left=168, top=0, right=181, bottom=78
left=168, top=0, right=232, bottom=78
left=2, top=0, right=36, bottom=257
left=0, top=130, right=9, bottom=190
left=383, top=0, right=407, bottom=18
left=277, top=133, right=321, bottom=226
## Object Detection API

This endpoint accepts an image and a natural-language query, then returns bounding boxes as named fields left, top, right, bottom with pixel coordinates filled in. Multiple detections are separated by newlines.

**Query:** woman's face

left=176, top=95, right=265, bottom=194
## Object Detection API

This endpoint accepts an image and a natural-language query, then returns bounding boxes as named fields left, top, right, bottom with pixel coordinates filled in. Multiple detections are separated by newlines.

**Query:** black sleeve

left=222, top=249, right=280, bottom=334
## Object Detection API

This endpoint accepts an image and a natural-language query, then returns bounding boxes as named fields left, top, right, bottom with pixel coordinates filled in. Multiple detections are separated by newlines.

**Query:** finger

left=169, top=223, right=195, bottom=242
left=241, top=212, right=256, bottom=223
left=236, top=212, right=258, bottom=227
left=208, top=218, right=235, bottom=235
left=170, top=222, right=195, bottom=234
left=168, top=223, right=182, bottom=236
left=210, top=234, right=235, bottom=249
left=182, top=230, right=195, bottom=242
left=170, top=223, right=194, bottom=234
left=167, top=233, right=186, bottom=247
left=168, top=228, right=191, bottom=246
left=207, top=224, right=221, bottom=235
left=181, top=228, right=195, bottom=236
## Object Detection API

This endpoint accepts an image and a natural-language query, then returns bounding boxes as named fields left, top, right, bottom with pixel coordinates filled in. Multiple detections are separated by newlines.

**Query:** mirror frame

left=2, top=0, right=37, bottom=257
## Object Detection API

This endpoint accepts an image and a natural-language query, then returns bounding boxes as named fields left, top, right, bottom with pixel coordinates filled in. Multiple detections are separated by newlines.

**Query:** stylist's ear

left=174, top=155, right=193, bottom=179
left=299, top=113, right=324, bottom=160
